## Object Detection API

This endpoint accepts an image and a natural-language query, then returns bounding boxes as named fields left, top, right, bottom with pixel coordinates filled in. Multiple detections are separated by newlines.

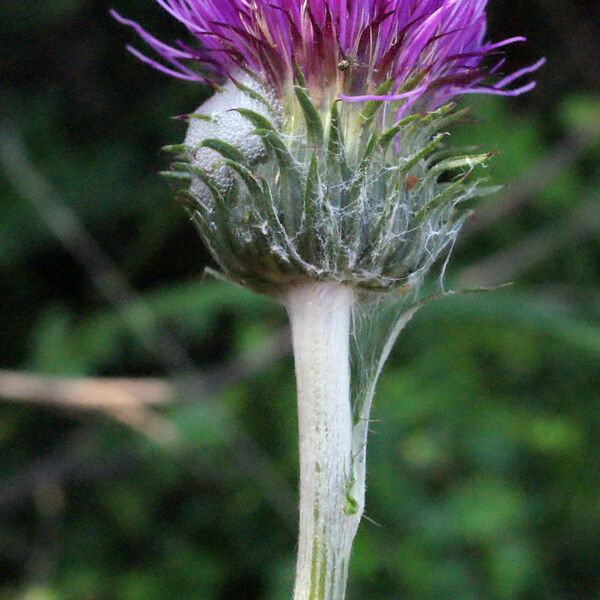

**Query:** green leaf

left=254, top=128, right=296, bottom=171
left=170, top=161, right=192, bottom=171
left=294, top=86, right=324, bottom=146
left=253, top=128, right=303, bottom=233
left=413, top=175, right=469, bottom=222
left=327, top=102, right=352, bottom=181
left=304, top=153, right=320, bottom=223
left=233, top=108, right=277, bottom=132
left=431, top=152, right=492, bottom=175
left=428, top=106, right=472, bottom=134
left=360, top=79, right=394, bottom=128
left=198, top=139, right=246, bottom=164
left=223, top=160, right=263, bottom=198
left=183, top=165, right=225, bottom=206
left=230, top=76, right=274, bottom=112
left=184, top=113, right=215, bottom=123
left=347, top=132, right=380, bottom=203
left=398, top=133, right=449, bottom=175
left=415, top=102, right=456, bottom=128
left=292, top=61, right=308, bottom=88
left=379, top=114, right=421, bottom=153
left=161, top=144, right=189, bottom=156
left=159, top=171, right=192, bottom=183
left=175, top=189, right=206, bottom=212
left=358, top=132, right=380, bottom=170
left=251, top=173, right=305, bottom=266
left=300, top=153, right=321, bottom=260
left=182, top=167, right=249, bottom=276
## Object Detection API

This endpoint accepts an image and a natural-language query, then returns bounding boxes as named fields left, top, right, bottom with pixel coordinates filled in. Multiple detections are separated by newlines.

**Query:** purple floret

left=111, top=0, right=543, bottom=110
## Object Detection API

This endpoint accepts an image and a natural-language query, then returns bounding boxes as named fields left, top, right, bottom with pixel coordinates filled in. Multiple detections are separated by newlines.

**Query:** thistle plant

left=113, top=2, right=543, bottom=598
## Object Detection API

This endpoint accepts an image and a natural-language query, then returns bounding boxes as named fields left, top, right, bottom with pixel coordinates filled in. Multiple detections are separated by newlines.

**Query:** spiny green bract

left=162, top=77, right=498, bottom=297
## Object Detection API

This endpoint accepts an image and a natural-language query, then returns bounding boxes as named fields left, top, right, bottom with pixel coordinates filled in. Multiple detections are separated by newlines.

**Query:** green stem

left=285, top=282, right=362, bottom=600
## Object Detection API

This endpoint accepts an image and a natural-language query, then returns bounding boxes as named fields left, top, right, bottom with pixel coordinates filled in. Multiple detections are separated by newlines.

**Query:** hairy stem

left=285, top=282, right=362, bottom=600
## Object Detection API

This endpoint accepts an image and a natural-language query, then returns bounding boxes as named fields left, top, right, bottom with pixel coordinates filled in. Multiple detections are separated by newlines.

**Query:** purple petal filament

left=111, top=1, right=543, bottom=109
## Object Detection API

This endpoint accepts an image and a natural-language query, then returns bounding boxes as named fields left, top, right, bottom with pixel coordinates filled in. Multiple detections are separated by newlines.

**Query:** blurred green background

left=1, top=1, right=599, bottom=599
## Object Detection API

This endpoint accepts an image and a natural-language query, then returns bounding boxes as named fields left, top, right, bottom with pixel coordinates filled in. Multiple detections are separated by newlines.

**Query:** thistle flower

left=112, top=0, right=542, bottom=295
left=113, top=3, right=543, bottom=598
left=111, top=1, right=541, bottom=102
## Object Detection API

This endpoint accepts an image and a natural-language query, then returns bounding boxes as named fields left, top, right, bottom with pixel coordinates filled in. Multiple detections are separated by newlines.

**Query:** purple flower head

left=112, top=0, right=543, bottom=112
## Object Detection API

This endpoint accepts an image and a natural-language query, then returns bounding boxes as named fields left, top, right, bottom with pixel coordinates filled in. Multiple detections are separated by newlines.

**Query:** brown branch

left=0, top=370, right=173, bottom=410
left=0, top=326, right=291, bottom=448
left=0, top=329, right=294, bottom=523
left=0, top=126, right=295, bottom=522
left=0, top=323, right=290, bottom=412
